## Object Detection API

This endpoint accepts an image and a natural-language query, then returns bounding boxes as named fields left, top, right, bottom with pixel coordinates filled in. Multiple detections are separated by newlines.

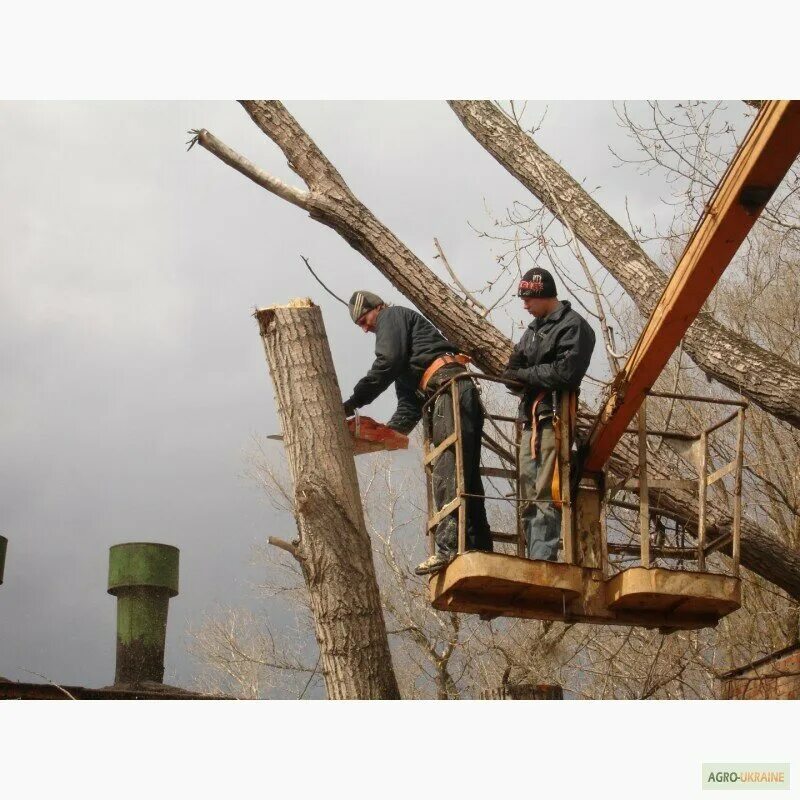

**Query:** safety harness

left=419, top=353, right=472, bottom=391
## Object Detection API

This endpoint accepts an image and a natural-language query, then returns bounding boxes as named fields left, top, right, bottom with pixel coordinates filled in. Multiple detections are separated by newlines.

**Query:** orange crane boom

left=584, top=100, right=800, bottom=473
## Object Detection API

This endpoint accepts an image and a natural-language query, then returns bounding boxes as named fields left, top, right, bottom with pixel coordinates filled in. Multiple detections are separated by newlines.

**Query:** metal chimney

left=107, top=542, right=179, bottom=685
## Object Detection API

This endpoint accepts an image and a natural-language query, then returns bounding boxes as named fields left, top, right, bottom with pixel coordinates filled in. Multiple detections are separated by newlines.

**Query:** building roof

left=720, top=641, right=800, bottom=679
left=0, top=678, right=232, bottom=700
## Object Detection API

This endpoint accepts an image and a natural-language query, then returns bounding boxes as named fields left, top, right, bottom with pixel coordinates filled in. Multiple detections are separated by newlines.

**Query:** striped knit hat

left=348, top=291, right=385, bottom=323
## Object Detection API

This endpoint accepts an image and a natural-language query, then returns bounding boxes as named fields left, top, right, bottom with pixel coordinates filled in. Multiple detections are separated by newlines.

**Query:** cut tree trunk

left=191, top=101, right=800, bottom=601
left=448, top=100, right=800, bottom=430
left=255, top=299, right=400, bottom=700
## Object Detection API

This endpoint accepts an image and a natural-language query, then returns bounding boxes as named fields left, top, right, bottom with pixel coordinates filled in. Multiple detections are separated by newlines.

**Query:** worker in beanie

left=502, top=268, right=595, bottom=561
left=343, top=291, right=492, bottom=575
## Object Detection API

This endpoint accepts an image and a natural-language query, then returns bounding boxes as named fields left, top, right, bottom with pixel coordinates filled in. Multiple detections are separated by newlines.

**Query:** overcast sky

left=0, top=100, right=753, bottom=690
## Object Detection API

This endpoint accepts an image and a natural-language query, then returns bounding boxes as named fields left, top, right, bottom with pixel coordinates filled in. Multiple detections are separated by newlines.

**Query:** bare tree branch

left=190, top=128, right=310, bottom=210
left=300, top=255, right=348, bottom=306
left=268, top=536, right=300, bottom=561
left=433, top=237, right=488, bottom=314
left=19, top=669, right=77, bottom=700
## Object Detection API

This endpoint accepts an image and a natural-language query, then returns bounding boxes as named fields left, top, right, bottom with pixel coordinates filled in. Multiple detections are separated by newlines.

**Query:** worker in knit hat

left=502, top=268, right=596, bottom=562
left=343, top=291, right=492, bottom=575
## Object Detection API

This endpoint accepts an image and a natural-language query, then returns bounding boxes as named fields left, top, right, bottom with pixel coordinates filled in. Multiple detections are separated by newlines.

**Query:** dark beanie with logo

left=517, top=267, right=557, bottom=299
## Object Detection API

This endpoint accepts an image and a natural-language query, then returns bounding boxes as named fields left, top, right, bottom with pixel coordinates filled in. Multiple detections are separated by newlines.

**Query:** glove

left=343, top=399, right=357, bottom=417
left=502, top=352, right=525, bottom=384
left=505, top=351, right=525, bottom=371
left=501, top=368, right=527, bottom=398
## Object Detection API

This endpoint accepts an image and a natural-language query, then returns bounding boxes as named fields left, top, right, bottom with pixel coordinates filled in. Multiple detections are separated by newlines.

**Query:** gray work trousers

left=425, top=367, right=492, bottom=558
left=519, top=419, right=561, bottom=561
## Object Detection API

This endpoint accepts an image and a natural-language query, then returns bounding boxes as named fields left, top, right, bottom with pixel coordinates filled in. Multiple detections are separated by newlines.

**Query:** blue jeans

left=519, top=419, right=561, bottom=561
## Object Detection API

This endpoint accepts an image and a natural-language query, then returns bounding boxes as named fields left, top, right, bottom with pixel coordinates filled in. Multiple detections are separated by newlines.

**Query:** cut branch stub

left=254, top=299, right=400, bottom=699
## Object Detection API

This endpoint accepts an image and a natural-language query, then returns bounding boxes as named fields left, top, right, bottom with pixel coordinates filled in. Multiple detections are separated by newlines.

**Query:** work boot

left=414, top=552, right=454, bottom=576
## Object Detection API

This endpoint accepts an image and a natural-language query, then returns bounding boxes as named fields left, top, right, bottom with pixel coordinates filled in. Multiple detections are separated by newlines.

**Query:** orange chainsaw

left=268, top=410, right=409, bottom=456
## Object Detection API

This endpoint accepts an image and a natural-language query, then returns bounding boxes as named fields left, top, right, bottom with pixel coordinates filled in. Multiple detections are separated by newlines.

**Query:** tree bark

left=255, top=299, right=400, bottom=699
left=193, top=101, right=800, bottom=601
left=447, top=100, right=800, bottom=429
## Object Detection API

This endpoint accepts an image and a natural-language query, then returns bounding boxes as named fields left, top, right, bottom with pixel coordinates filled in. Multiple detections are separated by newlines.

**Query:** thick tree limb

left=236, top=101, right=514, bottom=374
left=448, top=100, right=800, bottom=429
left=240, top=102, right=351, bottom=194
left=192, top=100, right=800, bottom=601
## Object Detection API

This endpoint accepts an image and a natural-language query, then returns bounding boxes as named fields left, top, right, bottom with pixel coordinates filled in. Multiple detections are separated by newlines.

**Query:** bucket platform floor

left=429, top=552, right=583, bottom=617
left=428, top=552, right=740, bottom=630
left=604, top=566, right=740, bottom=618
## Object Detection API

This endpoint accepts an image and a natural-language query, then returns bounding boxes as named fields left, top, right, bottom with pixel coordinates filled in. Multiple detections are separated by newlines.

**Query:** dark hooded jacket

left=344, top=305, right=457, bottom=434
left=503, top=300, right=595, bottom=423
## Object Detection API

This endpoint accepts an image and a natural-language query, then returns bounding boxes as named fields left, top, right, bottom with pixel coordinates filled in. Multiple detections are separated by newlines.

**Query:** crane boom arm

left=584, top=100, right=800, bottom=472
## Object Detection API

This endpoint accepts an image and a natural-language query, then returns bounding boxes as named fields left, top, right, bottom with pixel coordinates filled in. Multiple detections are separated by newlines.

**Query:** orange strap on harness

left=529, top=390, right=547, bottom=455
left=550, top=391, right=578, bottom=509
left=419, top=353, right=472, bottom=391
